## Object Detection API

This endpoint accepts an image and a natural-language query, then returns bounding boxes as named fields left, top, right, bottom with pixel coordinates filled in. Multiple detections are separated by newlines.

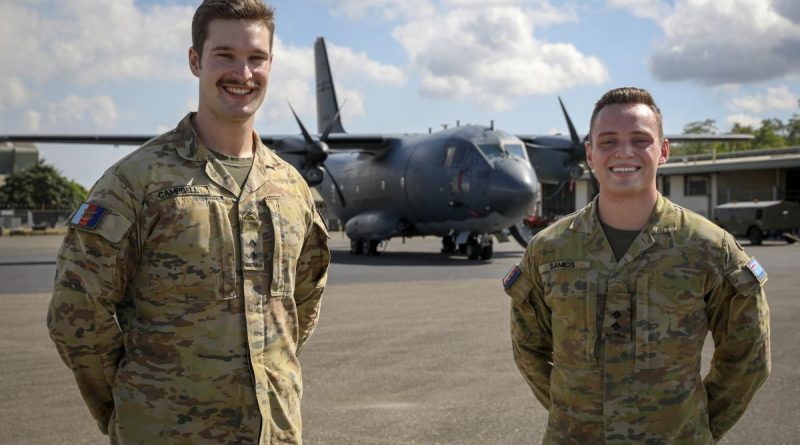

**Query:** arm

left=47, top=174, right=138, bottom=434
left=505, top=248, right=553, bottom=409
left=704, top=235, right=770, bottom=440
left=293, top=209, right=331, bottom=354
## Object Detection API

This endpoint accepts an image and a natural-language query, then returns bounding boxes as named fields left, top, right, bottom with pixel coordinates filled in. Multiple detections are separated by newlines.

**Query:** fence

left=0, top=209, right=72, bottom=229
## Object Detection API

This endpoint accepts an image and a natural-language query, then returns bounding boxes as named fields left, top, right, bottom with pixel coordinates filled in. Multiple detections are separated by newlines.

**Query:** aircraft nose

left=488, top=159, right=539, bottom=219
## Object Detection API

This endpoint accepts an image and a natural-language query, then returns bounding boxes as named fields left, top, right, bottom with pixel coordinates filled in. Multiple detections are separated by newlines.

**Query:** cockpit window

left=505, top=143, right=526, bottom=159
left=478, top=144, right=504, bottom=160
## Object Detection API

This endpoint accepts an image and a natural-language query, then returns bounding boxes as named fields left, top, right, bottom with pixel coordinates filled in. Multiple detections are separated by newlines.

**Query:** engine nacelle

left=345, top=210, right=405, bottom=240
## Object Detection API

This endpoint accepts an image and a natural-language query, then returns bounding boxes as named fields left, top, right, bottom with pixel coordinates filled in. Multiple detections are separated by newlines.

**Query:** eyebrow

left=209, top=46, right=270, bottom=56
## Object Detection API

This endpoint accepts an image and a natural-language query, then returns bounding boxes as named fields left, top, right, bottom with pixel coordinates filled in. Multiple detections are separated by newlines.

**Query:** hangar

left=552, top=146, right=800, bottom=220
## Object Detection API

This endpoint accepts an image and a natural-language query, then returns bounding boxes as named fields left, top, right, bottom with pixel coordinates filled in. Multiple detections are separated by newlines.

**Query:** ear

left=658, top=138, right=670, bottom=165
left=189, top=47, right=201, bottom=77
left=584, top=141, right=594, bottom=168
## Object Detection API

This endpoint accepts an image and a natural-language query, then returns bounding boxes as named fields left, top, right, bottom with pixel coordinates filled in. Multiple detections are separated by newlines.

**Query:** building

left=559, top=147, right=800, bottom=219
left=0, top=143, right=39, bottom=187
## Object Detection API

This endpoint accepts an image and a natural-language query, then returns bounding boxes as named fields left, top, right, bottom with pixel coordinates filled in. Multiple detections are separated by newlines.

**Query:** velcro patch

left=503, top=264, right=522, bottom=289
left=70, top=202, right=108, bottom=230
left=746, top=257, right=768, bottom=285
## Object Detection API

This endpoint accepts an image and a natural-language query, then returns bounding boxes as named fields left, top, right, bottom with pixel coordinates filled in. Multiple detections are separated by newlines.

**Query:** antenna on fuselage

left=490, top=120, right=494, bottom=130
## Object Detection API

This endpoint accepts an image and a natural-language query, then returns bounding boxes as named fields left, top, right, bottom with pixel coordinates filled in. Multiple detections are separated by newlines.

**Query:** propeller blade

left=321, top=163, right=347, bottom=208
left=558, top=97, right=581, bottom=145
left=288, top=102, right=314, bottom=145
left=320, top=99, right=347, bottom=141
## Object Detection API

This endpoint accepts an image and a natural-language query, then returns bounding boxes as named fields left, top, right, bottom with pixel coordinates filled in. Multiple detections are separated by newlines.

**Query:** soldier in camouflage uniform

left=504, top=87, right=770, bottom=444
left=47, top=1, right=330, bottom=443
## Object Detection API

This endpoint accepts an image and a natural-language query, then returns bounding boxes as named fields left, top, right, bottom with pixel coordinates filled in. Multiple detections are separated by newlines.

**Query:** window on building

left=685, top=175, right=709, bottom=196
left=661, top=176, right=671, bottom=196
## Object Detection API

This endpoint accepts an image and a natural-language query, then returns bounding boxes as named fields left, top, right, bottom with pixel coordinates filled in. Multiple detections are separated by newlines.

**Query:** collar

left=569, top=193, right=680, bottom=235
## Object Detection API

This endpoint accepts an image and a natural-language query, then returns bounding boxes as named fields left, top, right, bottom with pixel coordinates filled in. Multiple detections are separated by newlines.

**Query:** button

left=612, top=322, right=621, bottom=330
left=612, top=311, right=621, bottom=319
left=249, top=239, right=257, bottom=248
left=610, top=282, right=627, bottom=293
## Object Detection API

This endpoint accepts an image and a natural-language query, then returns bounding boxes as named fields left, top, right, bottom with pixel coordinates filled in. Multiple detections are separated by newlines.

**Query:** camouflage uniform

left=505, top=195, right=770, bottom=444
left=48, top=113, right=330, bottom=444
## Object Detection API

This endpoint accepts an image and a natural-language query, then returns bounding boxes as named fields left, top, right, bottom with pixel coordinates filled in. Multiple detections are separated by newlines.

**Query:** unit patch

left=746, top=257, right=768, bottom=284
left=503, top=264, right=522, bottom=289
left=70, top=202, right=108, bottom=230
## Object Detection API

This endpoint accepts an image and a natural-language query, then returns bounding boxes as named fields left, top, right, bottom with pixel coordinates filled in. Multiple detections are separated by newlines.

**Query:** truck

left=714, top=200, right=800, bottom=245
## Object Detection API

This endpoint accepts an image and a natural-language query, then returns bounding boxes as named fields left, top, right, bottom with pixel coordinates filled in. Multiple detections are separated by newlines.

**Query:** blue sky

left=1, top=0, right=799, bottom=188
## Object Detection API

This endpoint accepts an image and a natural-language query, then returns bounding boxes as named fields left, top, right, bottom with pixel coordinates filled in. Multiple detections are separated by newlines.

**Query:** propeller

left=287, top=102, right=348, bottom=207
left=558, top=96, right=598, bottom=197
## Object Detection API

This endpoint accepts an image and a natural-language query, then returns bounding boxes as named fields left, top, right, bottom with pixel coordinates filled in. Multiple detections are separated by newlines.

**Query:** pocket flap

left=68, top=202, right=133, bottom=244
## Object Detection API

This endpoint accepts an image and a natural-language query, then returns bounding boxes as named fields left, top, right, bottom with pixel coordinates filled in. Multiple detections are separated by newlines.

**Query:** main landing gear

left=443, top=234, right=493, bottom=260
left=350, top=238, right=381, bottom=255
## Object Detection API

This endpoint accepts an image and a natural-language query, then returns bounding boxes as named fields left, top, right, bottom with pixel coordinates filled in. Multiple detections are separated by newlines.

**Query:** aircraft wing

left=2, top=133, right=392, bottom=152
left=0, top=135, right=153, bottom=146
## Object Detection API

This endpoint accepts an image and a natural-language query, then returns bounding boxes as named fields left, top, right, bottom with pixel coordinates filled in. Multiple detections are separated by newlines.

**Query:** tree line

left=0, top=161, right=87, bottom=210
left=672, top=99, right=800, bottom=156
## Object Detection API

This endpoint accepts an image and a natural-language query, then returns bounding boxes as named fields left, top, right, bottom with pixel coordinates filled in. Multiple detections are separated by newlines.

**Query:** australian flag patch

left=70, top=202, right=108, bottom=230
left=503, top=264, right=522, bottom=289
left=746, top=257, right=768, bottom=284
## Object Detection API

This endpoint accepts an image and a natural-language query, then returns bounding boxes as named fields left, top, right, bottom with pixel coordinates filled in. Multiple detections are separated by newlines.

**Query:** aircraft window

left=505, top=144, right=526, bottom=159
left=444, top=146, right=456, bottom=166
left=478, top=144, right=504, bottom=159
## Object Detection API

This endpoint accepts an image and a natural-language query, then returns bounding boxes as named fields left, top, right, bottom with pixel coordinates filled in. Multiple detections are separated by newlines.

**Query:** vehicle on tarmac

left=714, top=200, right=800, bottom=245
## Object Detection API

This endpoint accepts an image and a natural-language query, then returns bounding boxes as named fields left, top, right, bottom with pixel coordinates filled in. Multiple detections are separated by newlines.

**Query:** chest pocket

left=542, top=268, right=597, bottom=368
left=265, top=197, right=309, bottom=297
left=141, top=194, right=235, bottom=301
left=634, top=268, right=707, bottom=370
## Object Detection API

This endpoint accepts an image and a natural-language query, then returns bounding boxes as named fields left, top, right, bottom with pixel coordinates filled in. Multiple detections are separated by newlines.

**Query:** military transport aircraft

left=0, top=37, right=539, bottom=260
left=0, top=37, right=752, bottom=258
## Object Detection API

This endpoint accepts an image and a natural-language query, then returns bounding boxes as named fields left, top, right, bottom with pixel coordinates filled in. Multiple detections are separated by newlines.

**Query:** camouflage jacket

left=505, top=195, right=770, bottom=444
left=47, top=114, right=330, bottom=444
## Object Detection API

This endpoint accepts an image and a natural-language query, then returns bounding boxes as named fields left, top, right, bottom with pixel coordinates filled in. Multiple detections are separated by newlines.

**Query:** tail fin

left=314, top=37, right=346, bottom=134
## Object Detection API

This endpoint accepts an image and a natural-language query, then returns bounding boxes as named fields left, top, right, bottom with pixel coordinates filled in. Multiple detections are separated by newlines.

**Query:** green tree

left=751, top=118, right=787, bottom=149
left=0, top=161, right=87, bottom=209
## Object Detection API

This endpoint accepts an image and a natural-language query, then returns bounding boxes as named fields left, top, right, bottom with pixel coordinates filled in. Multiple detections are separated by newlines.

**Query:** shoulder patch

left=503, top=264, right=522, bottom=289
left=70, top=202, right=108, bottom=230
left=746, top=257, right=768, bottom=285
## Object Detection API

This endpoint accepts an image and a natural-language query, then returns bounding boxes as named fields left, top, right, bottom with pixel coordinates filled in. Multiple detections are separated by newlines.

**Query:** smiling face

left=585, top=103, right=669, bottom=201
left=189, top=19, right=272, bottom=126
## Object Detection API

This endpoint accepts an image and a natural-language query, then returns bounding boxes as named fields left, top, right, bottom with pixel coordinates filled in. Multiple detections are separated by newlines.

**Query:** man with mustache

left=504, top=87, right=770, bottom=444
left=47, top=1, right=330, bottom=443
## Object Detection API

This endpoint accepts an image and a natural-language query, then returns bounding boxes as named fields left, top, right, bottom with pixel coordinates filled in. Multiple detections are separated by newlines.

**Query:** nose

left=487, top=159, right=539, bottom=218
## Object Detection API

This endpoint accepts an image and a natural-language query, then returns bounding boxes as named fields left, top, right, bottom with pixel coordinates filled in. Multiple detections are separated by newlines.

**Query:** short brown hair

left=192, top=0, right=275, bottom=57
left=589, top=87, right=663, bottom=140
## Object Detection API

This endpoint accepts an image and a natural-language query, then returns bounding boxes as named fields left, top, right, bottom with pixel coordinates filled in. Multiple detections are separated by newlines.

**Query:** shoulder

left=666, top=199, right=728, bottom=246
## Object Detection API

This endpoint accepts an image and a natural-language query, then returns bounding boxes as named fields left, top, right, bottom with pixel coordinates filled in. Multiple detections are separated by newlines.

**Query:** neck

left=192, top=110, right=255, bottom=158
left=596, top=189, right=659, bottom=230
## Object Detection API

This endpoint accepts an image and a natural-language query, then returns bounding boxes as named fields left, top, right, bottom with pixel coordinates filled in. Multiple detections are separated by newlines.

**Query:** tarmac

left=0, top=233, right=798, bottom=444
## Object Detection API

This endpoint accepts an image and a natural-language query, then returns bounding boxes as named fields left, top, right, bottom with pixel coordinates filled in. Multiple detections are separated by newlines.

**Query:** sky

left=1, top=0, right=799, bottom=188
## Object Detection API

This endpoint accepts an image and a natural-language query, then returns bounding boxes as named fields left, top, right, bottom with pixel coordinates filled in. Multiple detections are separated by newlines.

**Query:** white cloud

left=325, top=0, right=436, bottom=21
left=393, top=6, right=608, bottom=110
left=48, top=95, right=119, bottom=128
left=0, top=0, right=193, bottom=85
left=729, top=86, right=798, bottom=113
left=607, top=0, right=671, bottom=20
left=24, top=110, right=41, bottom=132
left=609, top=0, right=800, bottom=84
left=726, top=113, right=763, bottom=128
left=0, top=78, right=30, bottom=111
left=328, top=44, right=407, bottom=86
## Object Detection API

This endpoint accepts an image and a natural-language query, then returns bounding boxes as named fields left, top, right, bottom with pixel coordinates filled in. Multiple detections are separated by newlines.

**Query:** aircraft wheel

left=748, top=227, right=763, bottom=246
left=441, top=236, right=456, bottom=254
left=367, top=240, right=381, bottom=255
left=466, top=241, right=480, bottom=260
left=350, top=239, right=364, bottom=255
left=480, top=244, right=493, bottom=260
